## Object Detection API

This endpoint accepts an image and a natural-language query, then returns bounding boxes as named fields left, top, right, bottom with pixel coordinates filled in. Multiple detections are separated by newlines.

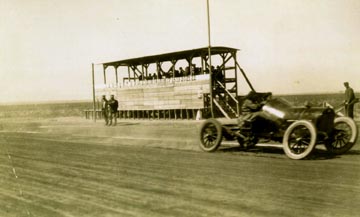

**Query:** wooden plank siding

left=95, top=76, right=210, bottom=111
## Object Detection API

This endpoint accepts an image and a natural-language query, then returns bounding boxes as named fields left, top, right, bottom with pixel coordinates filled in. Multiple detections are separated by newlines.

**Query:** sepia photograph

left=1, top=0, right=360, bottom=216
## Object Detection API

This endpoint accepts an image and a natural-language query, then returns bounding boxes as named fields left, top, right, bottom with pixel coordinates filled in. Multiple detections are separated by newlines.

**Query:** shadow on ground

left=217, top=144, right=360, bottom=160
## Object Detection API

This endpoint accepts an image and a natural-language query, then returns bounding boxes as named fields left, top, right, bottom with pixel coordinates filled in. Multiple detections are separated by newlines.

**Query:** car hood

left=262, top=98, right=334, bottom=122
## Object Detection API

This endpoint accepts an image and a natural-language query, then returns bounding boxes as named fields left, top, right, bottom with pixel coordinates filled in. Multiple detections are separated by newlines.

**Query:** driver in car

left=232, top=91, right=272, bottom=148
left=239, top=91, right=272, bottom=127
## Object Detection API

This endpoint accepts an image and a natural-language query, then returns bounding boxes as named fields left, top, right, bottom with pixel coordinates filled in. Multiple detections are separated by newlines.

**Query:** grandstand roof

left=102, top=46, right=239, bottom=68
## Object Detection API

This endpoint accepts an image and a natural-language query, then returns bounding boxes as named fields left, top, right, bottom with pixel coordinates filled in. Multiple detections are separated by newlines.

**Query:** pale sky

left=1, top=0, right=359, bottom=103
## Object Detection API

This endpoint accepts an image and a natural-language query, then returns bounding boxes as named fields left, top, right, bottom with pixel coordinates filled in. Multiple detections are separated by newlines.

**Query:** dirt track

left=1, top=118, right=360, bottom=217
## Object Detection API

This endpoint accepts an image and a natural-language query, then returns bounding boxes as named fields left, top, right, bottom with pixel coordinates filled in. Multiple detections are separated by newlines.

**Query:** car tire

left=199, top=119, right=223, bottom=152
left=283, top=120, right=317, bottom=160
left=325, top=117, right=358, bottom=155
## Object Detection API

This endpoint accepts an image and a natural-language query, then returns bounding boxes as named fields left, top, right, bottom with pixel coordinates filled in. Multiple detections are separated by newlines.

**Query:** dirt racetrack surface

left=1, top=117, right=360, bottom=217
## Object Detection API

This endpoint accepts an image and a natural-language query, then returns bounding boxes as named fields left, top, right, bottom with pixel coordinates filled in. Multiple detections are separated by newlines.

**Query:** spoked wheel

left=325, top=117, right=358, bottom=155
left=283, top=120, right=317, bottom=160
left=199, top=119, right=223, bottom=152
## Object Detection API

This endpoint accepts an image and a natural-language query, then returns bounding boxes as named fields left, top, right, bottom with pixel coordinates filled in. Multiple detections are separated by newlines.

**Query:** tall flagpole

left=207, top=0, right=214, bottom=118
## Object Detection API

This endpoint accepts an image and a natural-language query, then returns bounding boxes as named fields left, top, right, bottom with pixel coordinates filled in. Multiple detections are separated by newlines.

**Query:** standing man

left=344, top=82, right=355, bottom=118
left=101, top=95, right=109, bottom=125
left=108, top=94, right=119, bottom=126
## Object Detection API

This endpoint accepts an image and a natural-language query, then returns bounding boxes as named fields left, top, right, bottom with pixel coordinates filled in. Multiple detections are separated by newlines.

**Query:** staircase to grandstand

left=209, top=64, right=242, bottom=119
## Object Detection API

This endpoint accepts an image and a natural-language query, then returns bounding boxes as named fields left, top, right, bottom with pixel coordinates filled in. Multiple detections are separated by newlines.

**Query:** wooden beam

left=103, top=65, right=107, bottom=84
left=201, top=56, right=205, bottom=74
left=115, top=66, right=118, bottom=84
left=92, top=63, right=96, bottom=122
left=127, top=66, right=131, bottom=81
left=171, top=60, right=177, bottom=79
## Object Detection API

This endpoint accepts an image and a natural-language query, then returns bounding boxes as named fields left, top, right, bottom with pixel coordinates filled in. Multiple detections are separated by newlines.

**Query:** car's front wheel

left=199, top=119, right=223, bottom=152
left=283, top=120, right=317, bottom=160
left=325, top=117, right=358, bottom=155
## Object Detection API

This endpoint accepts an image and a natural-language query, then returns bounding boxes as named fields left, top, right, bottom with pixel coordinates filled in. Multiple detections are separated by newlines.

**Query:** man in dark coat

left=101, top=95, right=109, bottom=125
left=108, top=95, right=119, bottom=126
left=344, top=82, right=356, bottom=118
left=240, top=91, right=272, bottom=124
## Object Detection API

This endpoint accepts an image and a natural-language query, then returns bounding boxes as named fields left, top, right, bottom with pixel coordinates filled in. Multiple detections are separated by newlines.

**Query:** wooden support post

left=201, top=56, right=205, bottom=74
left=207, top=0, right=214, bottom=118
left=127, top=66, right=131, bottom=82
left=103, top=65, right=107, bottom=84
left=115, top=66, right=118, bottom=84
left=145, top=64, right=148, bottom=78
left=171, top=60, right=177, bottom=79
left=233, top=52, right=239, bottom=116
left=156, top=62, right=160, bottom=79
left=187, top=58, right=193, bottom=77
left=92, top=63, right=96, bottom=122
left=142, top=65, right=144, bottom=80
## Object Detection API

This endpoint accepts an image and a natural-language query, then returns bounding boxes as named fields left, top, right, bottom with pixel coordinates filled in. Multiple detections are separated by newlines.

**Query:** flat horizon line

left=0, top=99, right=92, bottom=106
left=0, top=90, right=351, bottom=106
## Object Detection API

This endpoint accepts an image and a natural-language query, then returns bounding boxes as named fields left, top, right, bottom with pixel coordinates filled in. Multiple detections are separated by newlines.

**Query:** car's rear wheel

left=199, top=119, right=223, bottom=152
left=283, top=120, right=317, bottom=160
left=325, top=117, right=358, bottom=155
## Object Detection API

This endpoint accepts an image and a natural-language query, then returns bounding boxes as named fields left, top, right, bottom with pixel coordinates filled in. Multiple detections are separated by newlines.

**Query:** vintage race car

left=199, top=95, right=358, bottom=159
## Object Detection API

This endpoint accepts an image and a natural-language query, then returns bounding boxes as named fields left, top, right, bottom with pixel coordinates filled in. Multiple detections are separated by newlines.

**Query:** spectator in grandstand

left=165, top=72, right=173, bottom=79
left=190, top=64, right=196, bottom=75
left=215, top=65, right=224, bottom=82
left=174, top=69, right=180, bottom=77
left=108, top=95, right=119, bottom=126
left=151, top=73, right=157, bottom=80
left=184, top=66, right=190, bottom=77
left=193, top=65, right=201, bottom=75
left=179, top=67, right=185, bottom=77
left=210, top=65, right=217, bottom=86
left=210, top=65, right=215, bottom=74
left=344, top=82, right=356, bottom=118
left=101, top=95, right=109, bottom=125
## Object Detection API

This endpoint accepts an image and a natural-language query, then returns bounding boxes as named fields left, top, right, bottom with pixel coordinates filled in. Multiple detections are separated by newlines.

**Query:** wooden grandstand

left=85, top=46, right=255, bottom=120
